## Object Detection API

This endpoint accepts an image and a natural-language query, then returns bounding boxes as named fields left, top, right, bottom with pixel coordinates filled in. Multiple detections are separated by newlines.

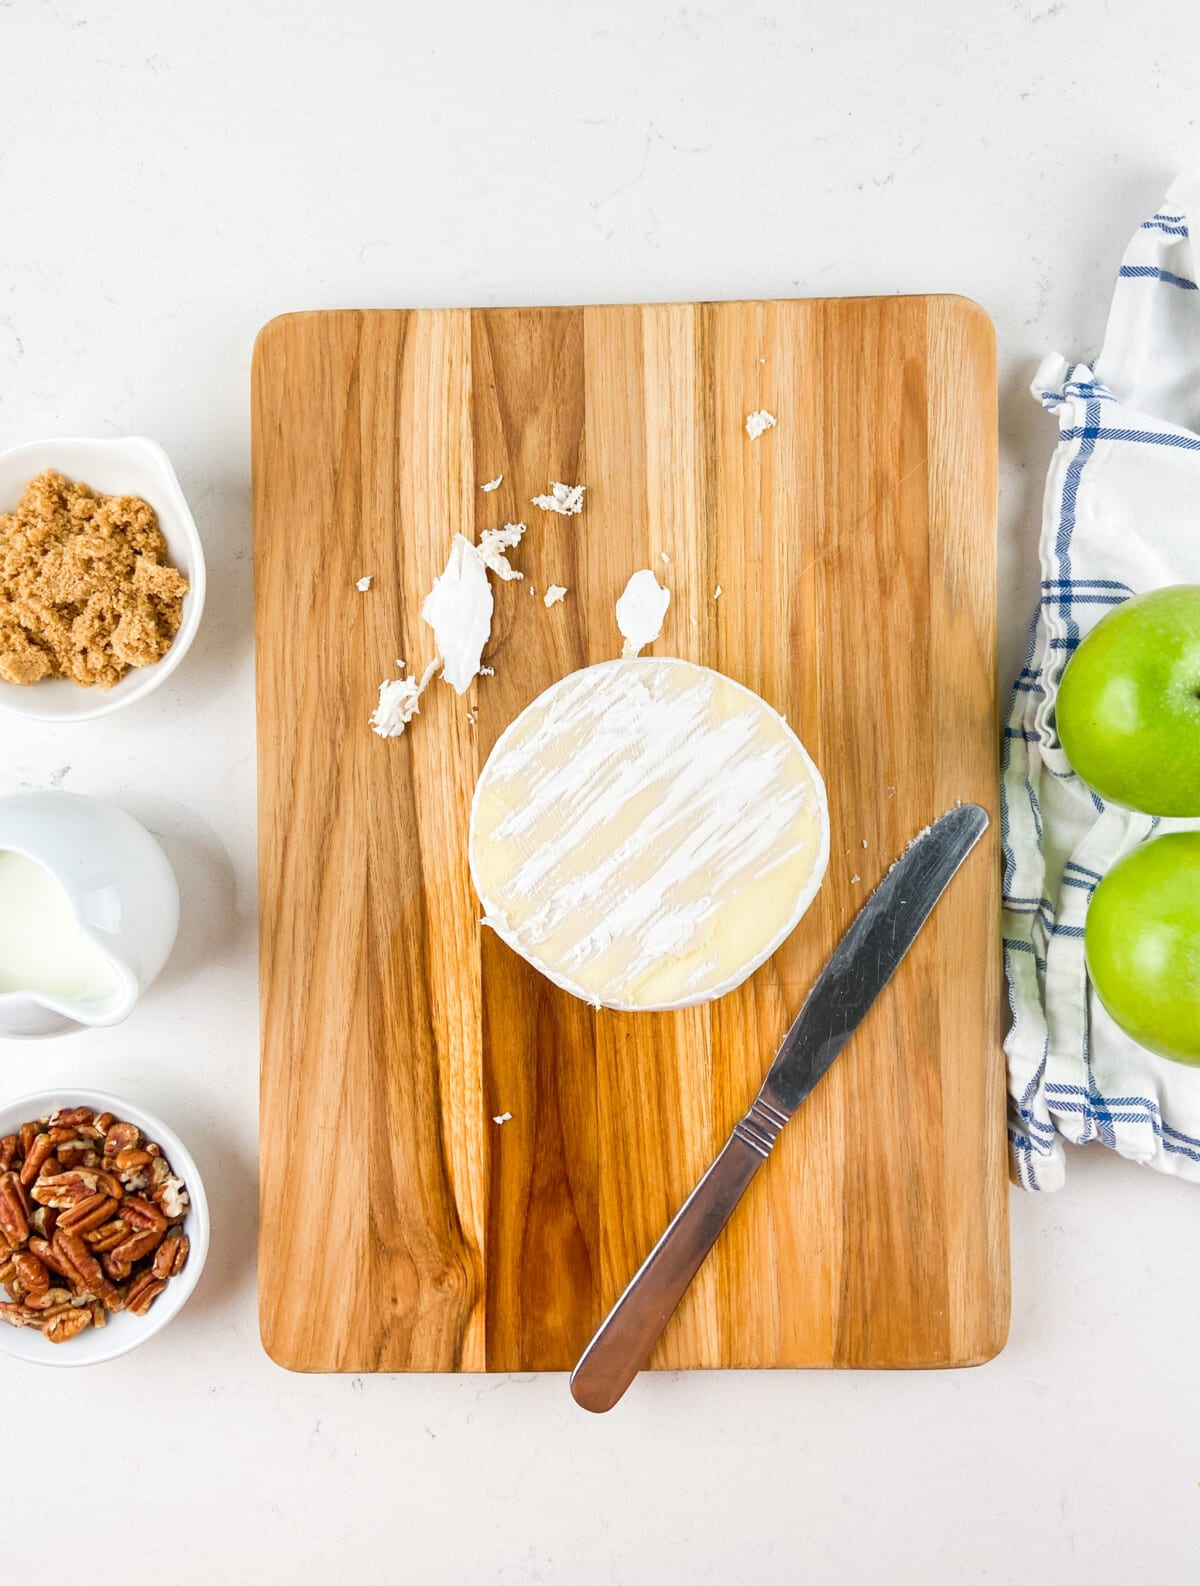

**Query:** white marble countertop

left=3, top=1, right=1198, bottom=1579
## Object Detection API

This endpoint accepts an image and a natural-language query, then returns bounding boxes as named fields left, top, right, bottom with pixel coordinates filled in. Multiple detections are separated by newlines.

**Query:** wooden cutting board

left=252, top=296, right=1008, bottom=1374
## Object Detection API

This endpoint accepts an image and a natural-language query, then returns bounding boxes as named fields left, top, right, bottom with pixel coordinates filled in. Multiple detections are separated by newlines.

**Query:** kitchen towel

left=1004, top=175, right=1200, bottom=1190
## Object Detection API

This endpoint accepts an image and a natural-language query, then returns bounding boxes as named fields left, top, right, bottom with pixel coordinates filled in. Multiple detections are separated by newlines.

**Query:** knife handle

left=570, top=1105, right=783, bottom=1413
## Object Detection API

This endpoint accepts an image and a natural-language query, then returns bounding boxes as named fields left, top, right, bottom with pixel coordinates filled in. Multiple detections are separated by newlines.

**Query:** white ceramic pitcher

left=0, top=792, right=179, bottom=1039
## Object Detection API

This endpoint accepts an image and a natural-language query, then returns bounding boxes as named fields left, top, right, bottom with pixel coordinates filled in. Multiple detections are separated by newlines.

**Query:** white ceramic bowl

left=0, top=437, right=206, bottom=722
left=0, top=1089, right=209, bottom=1366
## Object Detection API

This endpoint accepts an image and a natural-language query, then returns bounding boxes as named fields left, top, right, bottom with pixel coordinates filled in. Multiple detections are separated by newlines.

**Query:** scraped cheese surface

left=469, top=657, right=829, bottom=1011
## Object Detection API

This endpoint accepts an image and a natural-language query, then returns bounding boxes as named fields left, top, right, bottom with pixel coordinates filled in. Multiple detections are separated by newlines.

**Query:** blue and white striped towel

left=1004, top=175, right=1200, bottom=1190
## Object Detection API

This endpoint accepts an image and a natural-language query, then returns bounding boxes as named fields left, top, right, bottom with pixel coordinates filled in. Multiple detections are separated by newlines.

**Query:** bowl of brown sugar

left=0, top=437, right=206, bottom=722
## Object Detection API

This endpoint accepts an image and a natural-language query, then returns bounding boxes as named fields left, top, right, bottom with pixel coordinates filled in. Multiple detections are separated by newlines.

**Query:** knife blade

left=569, top=802, right=989, bottom=1413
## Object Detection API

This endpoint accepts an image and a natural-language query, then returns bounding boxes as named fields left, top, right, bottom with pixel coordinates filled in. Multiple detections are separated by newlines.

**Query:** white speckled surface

left=2, top=1, right=1198, bottom=1579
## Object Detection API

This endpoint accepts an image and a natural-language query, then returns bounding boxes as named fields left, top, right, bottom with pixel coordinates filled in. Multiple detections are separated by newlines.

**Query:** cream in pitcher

left=0, top=792, right=179, bottom=1038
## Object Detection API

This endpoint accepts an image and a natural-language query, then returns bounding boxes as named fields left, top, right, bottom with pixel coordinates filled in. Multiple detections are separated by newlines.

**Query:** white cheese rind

left=469, top=657, right=829, bottom=1011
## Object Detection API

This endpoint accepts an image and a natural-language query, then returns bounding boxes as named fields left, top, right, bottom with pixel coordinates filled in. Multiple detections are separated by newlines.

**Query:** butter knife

left=569, top=802, right=990, bottom=1413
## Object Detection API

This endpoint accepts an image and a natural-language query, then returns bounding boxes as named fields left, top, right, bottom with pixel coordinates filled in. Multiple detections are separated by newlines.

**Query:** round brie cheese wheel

left=469, top=657, right=829, bottom=1012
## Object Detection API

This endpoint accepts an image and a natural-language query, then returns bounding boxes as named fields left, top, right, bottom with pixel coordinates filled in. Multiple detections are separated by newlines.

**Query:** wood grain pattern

left=253, top=296, right=1008, bottom=1374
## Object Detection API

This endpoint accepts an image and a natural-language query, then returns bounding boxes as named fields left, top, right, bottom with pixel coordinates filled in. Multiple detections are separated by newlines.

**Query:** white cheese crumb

left=529, top=585, right=536, bottom=598
left=544, top=584, right=568, bottom=608
left=745, top=409, right=777, bottom=440
left=616, top=568, right=671, bottom=658
left=467, top=710, right=476, bottom=725
left=493, top=1112, right=513, bottom=1125
left=861, top=839, right=868, bottom=849
left=531, top=481, right=586, bottom=516
left=481, top=475, right=503, bottom=493
left=421, top=535, right=494, bottom=694
left=714, top=585, right=723, bottom=600
left=480, top=666, right=494, bottom=676
left=356, top=575, right=373, bottom=592
left=370, top=657, right=439, bottom=738
left=759, top=356, right=766, bottom=364
left=661, top=551, right=670, bottom=564
left=850, top=874, right=861, bottom=884
left=477, top=521, right=526, bottom=581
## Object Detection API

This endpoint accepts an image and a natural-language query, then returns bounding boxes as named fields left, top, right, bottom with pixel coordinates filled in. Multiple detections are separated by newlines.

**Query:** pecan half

left=0, top=1173, right=30, bottom=1245
left=0, top=1136, right=16, bottom=1172
left=121, top=1196, right=167, bottom=1235
left=28, top=1236, right=69, bottom=1277
left=52, top=1231, right=123, bottom=1312
left=24, top=1286, right=74, bottom=1311
left=19, top=1133, right=54, bottom=1186
left=57, top=1194, right=117, bottom=1236
left=104, top=1227, right=164, bottom=1280
left=18, top=1121, right=39, bottom=1157
left=125, top=1270, right=167, bottom=1316
left=43, top=1307, right=92, bottom=1344
left=12, top=1250, right=49, bottom=1294
left=85, top=1218, right=130, bottom=1254
left=152, top=1231, right=189, bottom=1280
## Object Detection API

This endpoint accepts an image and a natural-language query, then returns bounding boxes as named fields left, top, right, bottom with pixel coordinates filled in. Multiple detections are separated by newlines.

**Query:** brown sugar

left=0, top=470, right=189, bottom=689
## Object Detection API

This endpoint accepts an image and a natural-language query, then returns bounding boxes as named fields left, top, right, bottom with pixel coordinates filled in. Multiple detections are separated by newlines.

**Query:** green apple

left=1085, top=832, right=1200, bottom=1065
left=1056, top=584, right=1200, bottom=816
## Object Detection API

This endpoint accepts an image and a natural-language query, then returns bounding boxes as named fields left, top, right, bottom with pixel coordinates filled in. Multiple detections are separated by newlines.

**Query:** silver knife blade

left=570, top=802, right=990, bottom=1412
left=760, top=801, right=990, bottom=1117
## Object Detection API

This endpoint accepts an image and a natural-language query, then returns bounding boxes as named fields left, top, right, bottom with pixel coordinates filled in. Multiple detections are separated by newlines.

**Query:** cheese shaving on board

left=481, top=475, right=503, bottom=492
left=745, top=409, right=777, bottom=440
left=370, top=658, right=439, bottom=738
left=531, top=482, right=586, bottom=516
left=544, top=585, right=568, bottom=607
left=421, top=535, right=494, bottom=693
left=477, top=522, right=526, bottom=581
left=356, top=575, right=373, bottom=592
left=616, top=568, right=670, bottom=657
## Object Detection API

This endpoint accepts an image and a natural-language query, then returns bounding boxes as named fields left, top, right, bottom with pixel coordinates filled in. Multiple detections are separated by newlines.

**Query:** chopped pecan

left=28, top=1205, right=57, bottom=1241
left=49, top=1107, right=94, bottom=1130
left=55, top=1140, right=97, bottom=1170
left=0, top=1259, right=15, bottom=1287
left=0, top=1173, right=30, bottom=1245
left=94, top=1112, right=115, bottom=1133
left=57, top=1194, right=117, bottom=1236
left=104, top=1227, right=163, bottom=1279
left=85, top=1218, right=130, bottom=1253
left=52, top=1231, right=123, bottom=1312
left=91, top=1301, right=107, bottom=1329
left=125, top=1270, right=167, bottom=1316
left=0, top=1136, right=16, bottom=1172
left=18, top=1121, right=39, bottom=1157
left=152, top=1231, right=189, bottom=1280
left=104, top=1121, right=140, bottom=1158
left=0, top=1301, right=41, bottom=1329
left=115, top=1147, right=154, bottom=1177
left=121, top=1196, right=167, bottom=1235
left=43, top=1307, right=92, bottom=1344
left=12, top=1250, right=49, bottom=1294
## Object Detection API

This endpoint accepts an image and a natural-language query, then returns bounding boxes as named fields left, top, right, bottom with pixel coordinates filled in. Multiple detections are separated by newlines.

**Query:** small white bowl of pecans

left=0, top=1090, right=209, bottom=1366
